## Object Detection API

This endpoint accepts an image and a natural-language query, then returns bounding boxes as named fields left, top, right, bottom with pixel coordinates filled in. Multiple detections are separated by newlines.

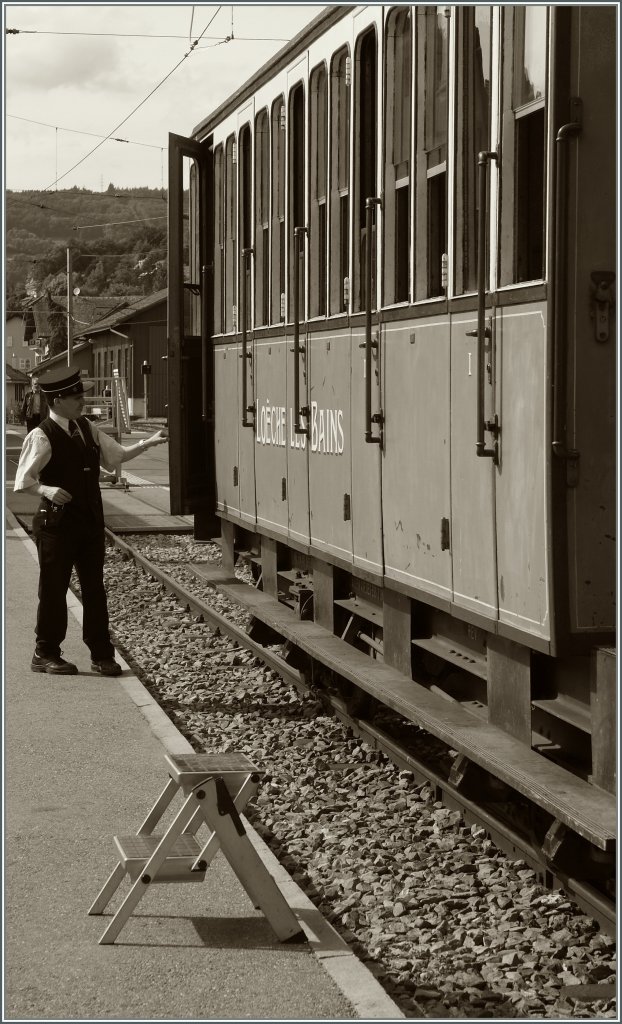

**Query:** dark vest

left=39, top=416, right=104, bottom=527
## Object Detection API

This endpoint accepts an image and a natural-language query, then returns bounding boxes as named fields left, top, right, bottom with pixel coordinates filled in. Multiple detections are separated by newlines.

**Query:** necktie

left=69, top=421, right=85, bottom=447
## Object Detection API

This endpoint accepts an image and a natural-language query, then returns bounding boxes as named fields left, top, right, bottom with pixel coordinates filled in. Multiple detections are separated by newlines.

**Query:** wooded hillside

left=6, top=186, right=172, bottom=305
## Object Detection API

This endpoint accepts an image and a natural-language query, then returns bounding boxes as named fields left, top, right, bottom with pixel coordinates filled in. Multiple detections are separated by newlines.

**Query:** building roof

left=22, top=292, right=144, bottom=340
left=75, top=288, right=167, bottom=338
left=29, top=342, right=92, bottom=377
left=6, top=363, right=30, bottom=383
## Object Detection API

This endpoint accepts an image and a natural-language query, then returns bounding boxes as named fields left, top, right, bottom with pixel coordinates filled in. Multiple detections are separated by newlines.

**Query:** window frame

left=254, top=108, right=270, bottom=327
left=224, top=133, right=238, bottom=333
left=383, top=6, right=413, bottom=306
left=270, top=96, right=286, bottom=324
left=213, top=143, right=224, bottom=334
left=287, top=79, right=306, bottom=322
left=352, top=25, right=378, bottom=314
left=309, top=61, right=329, bottom=318
left=498, top=6, right=549, bottom=286
left=329, top=45, right=351, bottom=316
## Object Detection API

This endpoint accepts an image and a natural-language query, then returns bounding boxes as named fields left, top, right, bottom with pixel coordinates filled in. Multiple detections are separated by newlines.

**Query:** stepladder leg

left=194, top=775, right=258, bottom=869
left=99, top=795, right=198, bottom=945
left=88, top=862, right=126, bottom=915
left=137, top=777, right=178, bottom=835
left=194, top=778, right=302, bottom=942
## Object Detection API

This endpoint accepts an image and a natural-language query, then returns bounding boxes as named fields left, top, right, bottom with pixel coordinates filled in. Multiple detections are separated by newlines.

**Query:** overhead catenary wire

left=7, top=114, right=163, bottom=150
left=39, top=6, right=223, bottom=193
left=72, top=216, right=167, bottom=229
left=5, top=28, right=290, bottom=42
left=7, top=192, right=167, bottom=204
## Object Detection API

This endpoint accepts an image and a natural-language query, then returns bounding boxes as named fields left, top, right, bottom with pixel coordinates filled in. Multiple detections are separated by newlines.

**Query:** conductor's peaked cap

left=38, top=367, right=95, bottom=399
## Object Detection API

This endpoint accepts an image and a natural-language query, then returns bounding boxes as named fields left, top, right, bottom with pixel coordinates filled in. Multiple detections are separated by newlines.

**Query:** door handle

left=364, top=197, right=383, bottom=445
left=240, top=247, right=254, bottom=429
left=469, top=151, right=499, bottom=463
left=293, top=226, right=309, bottom=436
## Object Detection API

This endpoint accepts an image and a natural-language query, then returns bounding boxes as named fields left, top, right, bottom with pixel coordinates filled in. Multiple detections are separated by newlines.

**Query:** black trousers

left=34, top=517, right=114, bottom=661
left=26, top=415, right=41, bottom=434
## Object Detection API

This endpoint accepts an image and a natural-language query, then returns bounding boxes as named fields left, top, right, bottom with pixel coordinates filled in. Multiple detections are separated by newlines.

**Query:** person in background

left=21, top=374, right=46, bottom=433
left=14, top=365, right=168, bottom=676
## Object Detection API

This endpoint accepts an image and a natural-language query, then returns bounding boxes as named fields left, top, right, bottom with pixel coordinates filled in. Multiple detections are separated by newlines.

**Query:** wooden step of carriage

left=189, top=563, right=616, bottom=855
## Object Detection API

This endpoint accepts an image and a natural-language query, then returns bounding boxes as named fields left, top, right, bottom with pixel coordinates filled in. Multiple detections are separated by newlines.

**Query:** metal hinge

left=590, top=271, right=615, bottom=342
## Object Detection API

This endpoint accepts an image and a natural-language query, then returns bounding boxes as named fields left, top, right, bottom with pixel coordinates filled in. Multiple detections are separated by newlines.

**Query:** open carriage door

left=168, top=132, right=217, bottom=537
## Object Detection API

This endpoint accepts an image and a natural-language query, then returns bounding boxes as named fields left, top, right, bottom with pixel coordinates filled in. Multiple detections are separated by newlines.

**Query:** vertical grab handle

left=293, top=226, right=309, bottom=435
left=466, top=151, right=499, bottom=462
left=552, top=100, right=582, bottom=463
left=201, top=264, right=209, bottom=423
left=365, top=197, right=383, bottom=445
left=241, top=247, right=254, bottom=428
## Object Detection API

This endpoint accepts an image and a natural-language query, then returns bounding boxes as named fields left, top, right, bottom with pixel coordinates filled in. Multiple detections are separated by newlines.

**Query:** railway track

left=104, top=527, right=615, bottom=941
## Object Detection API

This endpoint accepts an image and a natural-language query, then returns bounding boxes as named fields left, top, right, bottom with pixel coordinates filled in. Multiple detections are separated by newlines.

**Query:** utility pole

left=67, top=246, right=73, bottom=366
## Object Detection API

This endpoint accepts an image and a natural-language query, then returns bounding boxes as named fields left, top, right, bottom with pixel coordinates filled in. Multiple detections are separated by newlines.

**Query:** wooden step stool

left=89, top=752, right=303, bottom=945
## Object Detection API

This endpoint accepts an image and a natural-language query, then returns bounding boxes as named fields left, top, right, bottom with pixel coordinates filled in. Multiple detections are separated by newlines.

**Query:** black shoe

left=91, top=658, right=122, bottom=677
left=31, top=653, right=78, bottom=675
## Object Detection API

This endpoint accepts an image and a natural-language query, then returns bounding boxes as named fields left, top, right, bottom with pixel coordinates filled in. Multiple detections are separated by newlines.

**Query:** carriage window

left=224, top=135, right=237, bottom=332
left=254, top=110, right=269, bottom=326
left=513, top=6, right=547, bottom=107
left=309, top=64, right=328, bottom=317
left=238, top=123, right=252, bottom=331
left=213, top=145, right=224, bottom=333
left=271, top=97, right=285, bottom=323
left=353, top=28, right=378, bottom=313
left=188, top=161, right=202, bottom=337
left=455, top=7, right=492, bottom=294
left=384, top=7, right=412, bottom=305
left=329, top=46, right=350, bottom=314
left=499, top=7, right=548, bottom=284
left=287, top=81, right=305, bottom=320
left=415, top=7, right=449, bottom=300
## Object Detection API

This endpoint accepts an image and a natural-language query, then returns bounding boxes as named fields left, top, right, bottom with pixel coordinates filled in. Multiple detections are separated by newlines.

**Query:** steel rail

left=104, top=528, right=303, bottom=692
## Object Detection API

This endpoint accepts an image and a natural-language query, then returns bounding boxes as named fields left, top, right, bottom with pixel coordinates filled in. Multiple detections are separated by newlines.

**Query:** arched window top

left=386, top=5, right=411, bottom=34
left=310, top=60, right=328, bottom=84
left=355, top=21, right=377, bottom=57
left=330, top=43, right=350, bottom=77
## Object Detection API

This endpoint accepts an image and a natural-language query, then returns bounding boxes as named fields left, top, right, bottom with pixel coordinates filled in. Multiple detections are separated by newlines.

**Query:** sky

left=3, top=3, right=325, bottom=193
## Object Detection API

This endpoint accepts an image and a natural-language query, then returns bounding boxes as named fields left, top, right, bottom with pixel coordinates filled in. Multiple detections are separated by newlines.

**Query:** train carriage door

left=494, top=6, right=550, bottom=641
left=449, top=6, right=499, bottom=623
left=285, top=63, right=311, bottom=547
left=351, top=17, right=384, bottom=577
left=168, top=133, right=216, bottom=536
left=237, top=110, right=257, bottom=526
left=307, top=55, right=354, bottom=565
left=254, top=99, right=289, bottom=538
left=383, top=7, right=453, bottom=604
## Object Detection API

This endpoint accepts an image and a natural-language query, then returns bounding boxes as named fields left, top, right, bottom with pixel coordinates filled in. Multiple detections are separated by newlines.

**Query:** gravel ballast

left=94, top=534, right=616, bottom=1020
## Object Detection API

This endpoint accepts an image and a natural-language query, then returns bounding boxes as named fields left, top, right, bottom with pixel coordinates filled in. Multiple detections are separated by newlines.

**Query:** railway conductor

left=14, top=366, right=168, bottom=676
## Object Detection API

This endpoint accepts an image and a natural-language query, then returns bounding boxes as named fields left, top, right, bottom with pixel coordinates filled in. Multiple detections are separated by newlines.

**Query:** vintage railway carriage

left=168, top=7, right=616, bottom=808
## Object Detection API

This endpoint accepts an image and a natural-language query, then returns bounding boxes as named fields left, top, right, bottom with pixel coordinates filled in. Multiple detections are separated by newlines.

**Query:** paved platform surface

left=3, top=430, right=404, bottom=1021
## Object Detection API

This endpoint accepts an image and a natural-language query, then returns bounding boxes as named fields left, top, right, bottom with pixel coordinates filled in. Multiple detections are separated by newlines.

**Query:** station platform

left=3, top=432, right=403, bottom=1021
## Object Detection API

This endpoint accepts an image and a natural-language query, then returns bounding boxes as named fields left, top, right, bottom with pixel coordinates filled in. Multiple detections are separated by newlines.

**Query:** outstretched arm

left=117, top=429, right=169, bottom=463
left=93, top=426, right=168, bottom=473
